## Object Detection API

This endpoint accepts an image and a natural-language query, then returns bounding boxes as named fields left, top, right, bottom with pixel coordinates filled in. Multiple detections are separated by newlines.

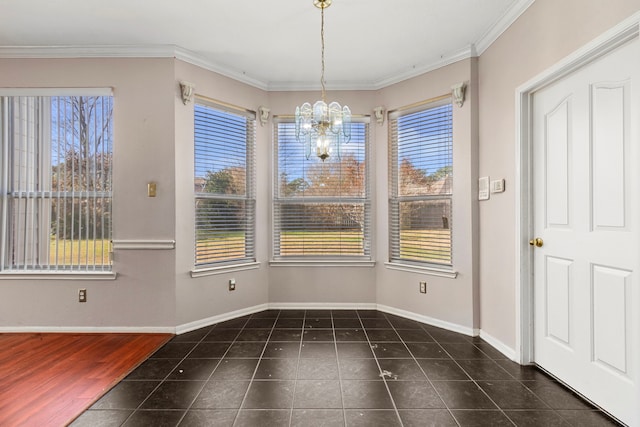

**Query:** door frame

left=514, top=12, right=640, bottom=364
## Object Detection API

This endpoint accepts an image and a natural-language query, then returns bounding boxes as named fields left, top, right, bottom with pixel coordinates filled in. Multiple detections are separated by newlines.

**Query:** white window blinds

left=194, top=99, right=256, bottom=266
left=0, top=95, right=113, bottom=272
left=273, top=118, right=371, bottom=259
left=389, top=99, right=453, bottom=266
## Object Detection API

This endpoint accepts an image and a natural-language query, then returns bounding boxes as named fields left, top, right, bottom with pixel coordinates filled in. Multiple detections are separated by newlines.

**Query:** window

left=273, top=118, right=371, bottom=260
left=0, top=93, right=113, bottom=272
left=389, top=99, right=453, bottom=266
left=194, top=99, right=256, bottom=267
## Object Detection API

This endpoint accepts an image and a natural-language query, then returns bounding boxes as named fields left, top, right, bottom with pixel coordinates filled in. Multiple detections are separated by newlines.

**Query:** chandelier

left=295, top=0, right=351, bottom=161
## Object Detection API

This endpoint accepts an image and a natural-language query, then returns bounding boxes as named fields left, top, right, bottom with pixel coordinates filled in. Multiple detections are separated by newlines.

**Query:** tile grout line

left=431, top=327, right=518, bottom=426
left=122, top=322, right=228, bottom=426
left=232, top=310, right=282, bottom=426
left=78, top=309, right=616, bottom=426
left=287, top=311, right=308, bottom=427
left=517, top=374, right=601, bottom=425
left=358, top=311, right=405, bottom=427
left=387, top=317, right=462, bottom=427
left=176, top=317, right=249, bottom=426
left=330, top=310, right=349, bottom=427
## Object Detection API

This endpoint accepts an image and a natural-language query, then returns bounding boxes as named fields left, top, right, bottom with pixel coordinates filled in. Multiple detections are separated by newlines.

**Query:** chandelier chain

left=320, top=5, right=326, bottom=103
left=295, top=0, right=351, bottom=161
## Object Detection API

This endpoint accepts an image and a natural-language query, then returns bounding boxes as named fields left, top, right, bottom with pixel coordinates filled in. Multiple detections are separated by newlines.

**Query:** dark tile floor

left=71, top=310, right=619, bottom=426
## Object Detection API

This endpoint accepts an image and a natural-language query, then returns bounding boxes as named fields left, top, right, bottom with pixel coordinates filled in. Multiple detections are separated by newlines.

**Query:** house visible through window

left=273, top=118, right=371, bottom=260
left=389, top=99, right=453, bottom=266
left=194, top=99, right=256, bottom=267
left=0, top=94, right=113, bottom=272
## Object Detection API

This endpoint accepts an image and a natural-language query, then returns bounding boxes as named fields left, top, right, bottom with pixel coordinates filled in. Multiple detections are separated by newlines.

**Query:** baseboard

left=0, top=326, right=175, bottom=333
left=1, top=303, right=520, bottom=362
left=377, top=305, right=517, bottom=361
left=376, top=304, right=477, bottom=337
left=479, top=329, right=517, bottom=361
left=268, top=302, right=377, bottom=310
left=175, top=303, right=269, bottom=335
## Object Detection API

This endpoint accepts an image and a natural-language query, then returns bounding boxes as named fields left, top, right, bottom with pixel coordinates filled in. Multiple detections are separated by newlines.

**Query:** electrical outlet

left=78, top=289, right=87, bottom=302
left=419, top=281, right=427, bottom=294
left=229, top=279, right=236, bottom=291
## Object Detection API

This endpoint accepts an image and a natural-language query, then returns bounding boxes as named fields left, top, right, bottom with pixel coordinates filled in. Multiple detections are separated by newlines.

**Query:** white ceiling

left=0, top=0, right=533, bottom=90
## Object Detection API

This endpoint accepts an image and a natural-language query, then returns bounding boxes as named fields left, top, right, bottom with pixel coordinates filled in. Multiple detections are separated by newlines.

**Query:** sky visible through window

left=194, top=104, right=248, bottom=180
left=397, top=103, right=453, bottom=178
left=277, top=121, right=366, bottom=184
left=49, top=96, right=113, bottom=167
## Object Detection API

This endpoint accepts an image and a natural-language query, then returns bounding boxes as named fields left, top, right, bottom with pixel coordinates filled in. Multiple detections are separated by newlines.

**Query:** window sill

left=384, top=262, right=458, bottom=278
left=269, top=260, right=376, bottom=268
left=191, top=262, right=260, bottom=278
left=0, top=271, right=117, bottom=280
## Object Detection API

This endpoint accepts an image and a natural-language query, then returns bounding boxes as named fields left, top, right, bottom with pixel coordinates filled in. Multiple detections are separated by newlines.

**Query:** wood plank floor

left=0, top=332, right=172, bottom=427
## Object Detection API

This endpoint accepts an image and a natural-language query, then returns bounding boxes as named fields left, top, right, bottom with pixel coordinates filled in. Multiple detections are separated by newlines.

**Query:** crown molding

left=0, top=44, right=178, bottom=59
left=173, top=46, right=268, bottom=91
left=475, top=0, right=535, bottom=55
left=0, top=43, right=476, bottom=91
left=266, top=79, right=377, bottom=92
left=0, top=0, right=534, bottom=93
left=268, top=45, right=477, bottom=92
left=371, top=44, right=477, bottom=90
left=0, top=44, right=271, bottom=91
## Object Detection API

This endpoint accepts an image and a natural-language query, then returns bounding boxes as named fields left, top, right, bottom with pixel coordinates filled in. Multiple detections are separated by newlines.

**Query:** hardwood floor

left=0, top=332, right=172, bottom=427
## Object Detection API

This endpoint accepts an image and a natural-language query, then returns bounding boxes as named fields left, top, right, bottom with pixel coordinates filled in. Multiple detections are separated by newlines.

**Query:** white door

left=532, top=37, right=640, bottom=426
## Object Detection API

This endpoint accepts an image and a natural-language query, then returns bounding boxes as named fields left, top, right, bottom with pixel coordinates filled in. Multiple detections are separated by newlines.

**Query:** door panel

left=545, top=256, right=572, bottom=346
left=592, top=81, right=629, bottom=230
left=591, top=264, right=630, bottom=376
left=545, top=98, right=571, bottom=228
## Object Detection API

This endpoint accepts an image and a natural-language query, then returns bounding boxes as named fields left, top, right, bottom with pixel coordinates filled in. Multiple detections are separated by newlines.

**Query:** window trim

left=0, top=88, right=113, bottom=97
left=191, top=97, right=257, bottom=273
left=190, top=261, right=260, bottom=278
left=384, top=261, right=457, bottom=278
left=269, top=259, right=375, bottom=268
left=0, top=90, right=114, bottom=275
left=271, top=115, right=372, bottom=263
left=388, top=96, right=455, bottom=272
left=0, top=271, right=117, bottom=280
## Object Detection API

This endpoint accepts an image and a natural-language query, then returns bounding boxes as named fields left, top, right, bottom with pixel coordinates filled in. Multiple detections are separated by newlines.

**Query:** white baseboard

left=376, top=304, right=517, bottom=361
left=376, top=304, right=478, bottom=337
left=0, top=302, right=519, bottom=362
left=268, top=302, right=377, bottom=310
left=479, top=329, right=517, bottom=361
left=175, top=303, right=269, bottom=335
left=0, top=326, right=175, bottom=333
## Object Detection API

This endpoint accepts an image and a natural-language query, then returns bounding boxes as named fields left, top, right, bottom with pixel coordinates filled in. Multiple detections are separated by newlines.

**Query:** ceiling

left=0, top=0, right=533, bottom=91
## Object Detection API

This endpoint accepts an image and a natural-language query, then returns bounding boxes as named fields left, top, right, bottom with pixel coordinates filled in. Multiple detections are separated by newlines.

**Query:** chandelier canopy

left=295, top=0, right=351, bottom=161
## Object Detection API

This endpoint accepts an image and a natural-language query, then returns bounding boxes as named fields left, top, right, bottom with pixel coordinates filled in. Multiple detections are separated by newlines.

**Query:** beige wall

left=265, top=90, right=379, bottom=305
left=173, top=60, right=270, bottom=327
left=376, top=58, right=479, bottom=331
left=478, top=0, right=640, bottom=348
left=0, top=58, right=178, bottom=329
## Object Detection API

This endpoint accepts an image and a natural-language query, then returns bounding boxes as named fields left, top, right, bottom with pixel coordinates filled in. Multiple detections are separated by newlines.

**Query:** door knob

left=529, top=237, right=543, bottom=247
